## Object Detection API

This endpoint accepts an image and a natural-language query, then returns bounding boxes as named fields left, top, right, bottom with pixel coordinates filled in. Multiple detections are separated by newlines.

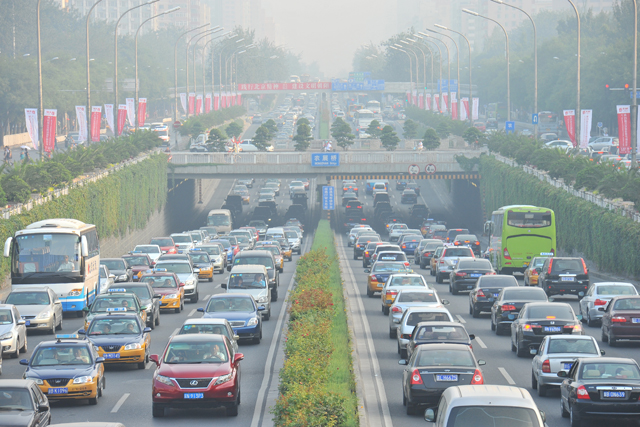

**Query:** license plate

left=563, top=363, right=573, bottom=370
left=377, top=284, right=383, bottom=288
left=452, top=260, right=459, bottom=264
left=561, top=277, right=575, bottom=282
left=467, top=285, right=473, bottom=289
left=470, top=274, right=482, bottom=278
left=103, top=353, right=120, bottom=359
left=493, top=293, right=500, bottom=298
left=544, top=326, right=562, bottom=332
left=48, top=388, right=68, bottom=395
left=184, top=393, right=204, bottom=399
left=633, top=318, right=640, bottom=324
left=25, top=320, right=30, bottom=326
left=436, top=374, right=458, bottom=382
left=508, top=314, right=515, bottom=320
left=603, top=391, right=625, bottom=398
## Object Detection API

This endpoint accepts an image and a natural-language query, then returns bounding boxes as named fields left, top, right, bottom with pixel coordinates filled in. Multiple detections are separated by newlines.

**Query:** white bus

left=3, top=219, right=100, bottom=316
left=366, top=100, right=381, bottom=114
left=355, top=109, right=375, bottom=132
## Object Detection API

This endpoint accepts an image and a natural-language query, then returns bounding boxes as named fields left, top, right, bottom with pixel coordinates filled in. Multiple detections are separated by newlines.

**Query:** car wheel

left=253, top=329, right=262, bottom=344
left=608, top=331, right=617, bottom=347
left=98, top=377, right=104, bottom=397
left=148, top=316, right=155, bottom=330
left=56, top=315, right=63, bottom=331
left=531, top=370, right=538, bottom=389
left=353, top=253, right=358, bottom=260
left=491, top=316, right=496, bottom=331
left=436, top=273, right=442, bottom=284
left=50, top=317, right=56, bottom=335
left=382, top=305, right=389, bottom=315
left=367, top=288, right=374, bottom=298
left=516, top=338, right=527, bottom=357
left=152, top=403, right=165, bottom=418
left=450, top=283, right=458, bottom=296
left=586, top=311, right=596, bottom=328
left=511, top=336, right=517, bottom=352
left=175, top=302, right=182, bottom=314
left=19, top=338, right=27, bottom=354
left=271, top=290, right=278, bottom=302
left=400, top=346, right=408, bottom=359
left=420, top=260, right=426, bottom=269
left=209, top=276, right=213, bottom=282
left=601, top=327, right=607, bottom=343
left=537, top=379, right=547, bottom=397
left=406, top=400, right=416, bottom=415
left=155, top=312, right=160, bottom=326
left=561, top=399, right=569, bottom=418
left=226, top=393, right=239, bottom=417
left=389, top=328, right=396, bottom=339
left=471, top=304, right=480, bottom=318
left=570, top=404, right=581, bottom=427
left=264, top=309, right=271, bottom=321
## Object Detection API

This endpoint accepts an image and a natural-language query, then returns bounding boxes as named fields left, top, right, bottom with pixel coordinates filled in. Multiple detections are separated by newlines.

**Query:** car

left=341, top=180, right=358, bottom=195
left=372, top=251, right=408, bottom=265
left=401, top=189, right=418, bottom=204
left=558, top=357, right=640, bottom=426
left=149, top=237, right=177, bottom=255
left=445, top=228, right=470, bottom=243
left=423, top=385, right=547, bottom=426
left=490, top=286, right=549, bottom=335
left=539, top=132, right=558, bottom=142
left=248, top=220, right=268, bottom=239
left=121, top=253, right=155, bottom=281
left=154, top=259, right=200, bottom=303
left=197, top=244, right=226, bottom=274
left=578, top=282, right=638, bottom=327
left=223, top=266, right=271, bottom=320
left=396, top=180, right=408, bottom=191
left=5, top=287, right=63, bottom=335
left=398, top=234, right=423, bottom=257
left=229, top=250, right=279, bottom=301
left=257, top=244, right=284, bottom=273
left=511, top=302, right=583, bottom=357
left=344, top=200, right=363, bottom=215
left=177, top=318, right=239, bottom=354
left=473, top=121, right=486, bottom=132
left=187, top=230, right=209, bottom=245
left=409, top=204, right=429, bottom=220
left=105, top=282, right=161, bottom=329
left=431, top=228, right=448, bottom=242
left=429, top=246, right=445, bottom=274
left=348, top=226, right=374, bottom=246
left=468, top=273, right=517, bottom=314
left=391, top=295, right=451, bottom=345
left=531, top=335, right=604, bottom=397
left=544, top=139, right=574, bottom=151
left=133, top=244, right=163, bottom=263
left=399, top=343, right=485, bottom=415
left=418, top=241, right=444, bottom=269
left=365, top=261, right=412, bottom=298
left=353, top=235, right=381, bottom=260
left=388, top=224, right=409, bottom=242
left=190, top=145, right=210, bottom=152
left=0, top=379, right=51, bottom=425
left=537, top=257, right=589, bottom=299
left=139, top=271, right=185, bottom=313
left=158, top=253, right=192, bottom=265
left=100, top=258, right=133, bottom=283
left=197, top=294, right=265, bottom=343
left=187, top=250, right=214, bottom=282
left=362, top=242, right=384, bottom=268
left=406, top=321, right=475, bottom=359
left=200, top=226, right=220, bottom=240
left=211, top=239, right=235, bottom=264
left=369, top=244, right=401, bottom=265
left=82, top=290, right=147, bottom=330
left=21, top=336, right=105, bottom=405
left=523, top=256, right=549, bottom=286
left=588, top=136, right=619, bottom=146
left=169, top=233, right=195, bottom=253
left=380, top=274, right=432, bottom=315
left=406, top=182, right=420, bottom=196
left=0, top=304, right=27, bottom=358
left=150, top=334, right=243, bottom=417
left=600, top=295, right=640, bottom=346
left=435, top=246, right=476, bottom=284
left=98, top=265, right=115, bottom=294
left=451, top=234, right=481, bottom=256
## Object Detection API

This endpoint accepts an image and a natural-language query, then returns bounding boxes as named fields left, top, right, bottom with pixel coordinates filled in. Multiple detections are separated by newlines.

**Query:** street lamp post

left=186, top=28, right=215, bottom=117
left=420, top=33, right=449, bottom=114
left=426, top=29, right=460, bottom=119
left=633, top=0, right=638, bottom=168
left=400, top=41, right=421, bottom=100
left=135, top=7, right=180, bottom=129
left=390, top=45, right=413, bottom=102
left=36, top=0, right=43, bottom=157
left=566, top=0, right=581, bottom=147
left=202, top=31, right=229, bottom=110
left=418, top=33, right=445, bottom=112
left=219, top=36, right=243, bottom=100
left=463, top=8, right=510, bottom=121
left=173, top=24, right=208, bottom=121
left=435, top=25, right=473, bottom=122
left=86, top=0, right=104, bottom=143
left=192, top=27, right=221, bottom=97
left=407, top=37, right=433, bottom=104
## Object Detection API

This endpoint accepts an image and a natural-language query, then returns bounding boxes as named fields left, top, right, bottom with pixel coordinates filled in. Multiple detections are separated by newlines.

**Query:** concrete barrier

left=3, top=133, right=32, bottom=148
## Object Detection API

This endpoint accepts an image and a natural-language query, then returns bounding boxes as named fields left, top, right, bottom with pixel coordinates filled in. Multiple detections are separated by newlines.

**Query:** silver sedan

left=393, top=306, right=454, bottom=359
left=578, top=282, right=638, bottom=327
left=4, top=287, right=63, bottom=335
left=0, top=304, right=27, bottom=358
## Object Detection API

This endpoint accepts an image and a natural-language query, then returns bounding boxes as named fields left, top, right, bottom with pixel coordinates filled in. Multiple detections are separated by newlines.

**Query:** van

left=229, top=250, right=280, bottom=301
left=372, top=182, right=387, bottom=196
left=373, top=192, right=390, bottom=206
left=252, top=206, right=273, bottom=223
left=223, top=265, right=271, bottom=320
left=206, top=209, right=233, bottom=235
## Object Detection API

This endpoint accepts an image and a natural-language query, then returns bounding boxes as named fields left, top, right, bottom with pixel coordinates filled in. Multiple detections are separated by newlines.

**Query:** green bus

left=484, top=205, right=556, bottom=274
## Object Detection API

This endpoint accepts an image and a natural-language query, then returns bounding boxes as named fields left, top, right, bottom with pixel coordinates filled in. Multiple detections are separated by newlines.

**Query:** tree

left=436, top=121, right=450, bottom=139
left=225, top=121, right=243, bottom=139
left=293, top=123, right=312, bottom=151
left=206, top=128, right=228, bottom=152
left=422, top=128, right=441, bottom=150
left=462, top=127, right=487, bottom=148
left=296, top=117, right=310, bottom=127
left=380, top=125, right=400, bottom=151
left=403, top=119, right=418, bottom=140
left=366, top=120, right=382, bottom=138
left=331, top=118, right=355, bottom=150
left=252, top=125, right=273, bottom=151
left=264, top=119, right=278, bottom=139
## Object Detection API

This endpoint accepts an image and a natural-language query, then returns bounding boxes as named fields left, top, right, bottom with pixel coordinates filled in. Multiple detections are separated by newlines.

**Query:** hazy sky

left=261, top=0, right=398, bottom=78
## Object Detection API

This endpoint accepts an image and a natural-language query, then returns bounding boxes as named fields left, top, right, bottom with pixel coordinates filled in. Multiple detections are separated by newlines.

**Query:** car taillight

left=485, top=271, right=496, bottom=275
left=476, top=289, right=485, bottom=297
left=565, top=324, right=582, bottom=333
left=440, top=260, right=445, bottom=264
left=470, top=369, right=484, bottom=384
left=401, top=333, right=412, bottom=339
left=542, top=360, right=551, bottom=373
left=547, top=259, right=554, bottom=274
left=594, top=299, right=607, bottom=306
left=364, top=251, right=369, bottom=256
left=411, top=369, right=423, bottom=385
left=581, top=258, right=588, bottom=275
left=577, top=385, right=590, bottom=400
left=612, top=317, right=627, bottom=323
left=502, top=304, right=516, bottom=311
left=404, top=262, right=410, bottom=267
left=386, top=290, right=398, bottom=298
left=456, top=272, right=468, bottom=277
left=530, top=268, right=538, bottom=275
left=454, top=242, right=460, bottom=246
left=392, top=306, right=403, bottom=313
left=402, top=245, right=406, bottom=248
left=523, top=324, right=542, bottom=330
left=503, top=248, right=511, bottom=260
left=370, top=275, right=377, bottom=282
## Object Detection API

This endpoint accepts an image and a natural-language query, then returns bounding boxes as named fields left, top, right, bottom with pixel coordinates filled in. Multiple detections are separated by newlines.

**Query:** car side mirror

left=37, top=403, right=49, bottom=413
left=233, top=335, right=240, bottom=341
left=19, top=359, right=29, bottom=366
left=140, top=306, right=148, bottom=311
left=557, top=371, right=568, bottom=378
left=82, top=306, right=90, bottom=312
left=17, top=319, right=25, bottom=325
left=600, top=350, right=606, bottom=355
left=530, top=348, right=538, bottom=355
left=364, top=268, right=370, bottom=273
left=598, top=307, right=605, bottom=312
left=398, top=359, right=408, bottom=365
left=221, top=283, right=227, bottom=289
left=95, top=357, right=105, bottom=364
left=441, top=299, right=450, bottom=305
left=539, top=410, right=546, bottom=423
left=143, top=327, right=152, bottom=333
left=468, top=334, right=475, bottom=340
left=154, top=294, right=162, bottom=299
left=77, top=329, right=86, bottom=335
left=179, top=283, right=185, bottom=287
left=257, top=306, right=266, bottom=311
left=478, top=359, right=486, bottom=366
left=234, top=353, right=244, bottom=365
left=193, top=268, right=200, bottom=273
left=197, top=307, right=204, bottom=312
left=108, top=274, right=115, bottom=279
left=149, top=354, right=160, bottom=366
left=424, top=408, right=436, bottom=422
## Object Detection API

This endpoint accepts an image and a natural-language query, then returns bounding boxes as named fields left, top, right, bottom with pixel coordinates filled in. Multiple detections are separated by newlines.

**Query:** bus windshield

left=12, top=233, right=80, bottom=275
left=208, top=214, right=230, bottom=227
left=507, top=211, right=552, bottom=228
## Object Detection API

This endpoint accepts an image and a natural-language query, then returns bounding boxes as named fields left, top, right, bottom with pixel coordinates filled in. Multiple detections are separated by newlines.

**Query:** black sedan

left=469, top=274, right=519, bottom=318
left=354, top=235, right=381, bottom=260
left=449, top=258, right=495, bottom=295
left=399, top=343, right=485, bottom=415
left=490, top=287, right=548, bottom=335
left=401, top=189, right=418, bottom=204
left=407, top=321, right=475, bottom=359
left=559, top=357, right=640, bottom=425
left=396, top=180, right=408, bottom=191
left=406, top=182, right=421, bottom=195
left=511, top=302, right=583, bottom=357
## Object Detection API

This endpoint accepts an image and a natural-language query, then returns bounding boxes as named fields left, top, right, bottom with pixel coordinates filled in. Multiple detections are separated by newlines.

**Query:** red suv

left=150, top=334, right=244, bottom=417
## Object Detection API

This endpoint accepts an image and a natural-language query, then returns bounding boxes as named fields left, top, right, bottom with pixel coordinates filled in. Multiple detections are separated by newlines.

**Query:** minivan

left=373, top=192, right=390, bottom=206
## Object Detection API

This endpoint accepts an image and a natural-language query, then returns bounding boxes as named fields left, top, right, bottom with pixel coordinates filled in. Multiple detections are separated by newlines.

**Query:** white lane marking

left=215, top=284, right=221, bottom=288
left=110, top=393, right=130, bottom=413
left=498, top=367, right=517, bottom=385
left=456, top=314, right=466, bottom=324
left=188, top=309, right=197, bottom=317
left=203, top=295, right=210, bottom=300
left=171, top=327, right=180, bottom=337
left=475, top=336, right=487, bottom=349
left=145, top=361, right=153, bottom=370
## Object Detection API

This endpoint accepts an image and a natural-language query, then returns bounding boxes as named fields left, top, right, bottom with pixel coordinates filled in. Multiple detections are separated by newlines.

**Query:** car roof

left=170, top=334, right=227, bottom=343
left=230, top=265, right=268, bottom=273
left=9, top=287, right=51, bottom=293
left=182, top=318, right=229, bottom=325
left=156, top=259, right=191, bottom=264
left=545, top=334, right=595, bottom=341
left=443, top=385, right=537, bottom=408
left=0, top=379, right=39, bottom=388
left=234, top=250, right=272, bottom=257
left=108, top=282, right=149, bottom=288
left=415, top=321, right=462, bottom=328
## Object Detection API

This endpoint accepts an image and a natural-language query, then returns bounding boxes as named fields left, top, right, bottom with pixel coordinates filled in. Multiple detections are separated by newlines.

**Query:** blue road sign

left=322, top=186, right=335, bottom=210
left=597, top=122, right=603, bottom=128
left=311, top=153, right=340, bottom=167
left=505, top=121, right=515, bottom=134
left=332, top=79, right=384, bottom=91
left=437, top=79, right=458, bottom=92
left=532, top=114, right=538, bottom=125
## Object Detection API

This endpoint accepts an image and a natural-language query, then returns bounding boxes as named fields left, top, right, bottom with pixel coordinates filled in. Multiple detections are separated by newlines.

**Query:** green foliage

left=264, top=119, right=279, bottom=139
left=380, top=125, right=400, bottom=151
left=403, top=119, right=418, bottom=139
left=206, top=128, right=228, bottom=152
left=330, top=118, right=355, bottom=151
left=252, top=126, right=273, bottom=151
left=366, top=119, right=382, bottom=138
left=436, top=121, right=451, bottom=139
left=293, top=123, right=313, bottom=151
left=405, top=106, right=470, bottom=137
left=422, top=128, right=441, bottom=150
left=296, top=117, right=310, bottom=127
left=462, top=127, right=486, bottom=147
left=454, top=154, right=481, bottom=172
left=179, top=106, right=246, bottom=139
left=225, top=121, right=244, bottom=139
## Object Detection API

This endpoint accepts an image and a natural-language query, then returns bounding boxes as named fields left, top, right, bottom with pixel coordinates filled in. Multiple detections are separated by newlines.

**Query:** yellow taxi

left=83, top=289, right=147, bottom=330
left=429, top=246, right=445, bottom=274
left=21, top=335, right=105, bottom=404
left=276, top=239, right=293, bottom=261
left=82, top=311, right=151, bottom=370
left=140, top=271, right=185, bottom=313
left=188, top=249, right=214, bottom=282
left=365, top=261, right=412, bottom=298
left=257, top=243, right=285, bottom=272
left=523, top=256, right=550, bottom=286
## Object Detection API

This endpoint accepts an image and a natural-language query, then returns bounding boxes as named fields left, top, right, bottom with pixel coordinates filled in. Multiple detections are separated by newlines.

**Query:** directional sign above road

left=425, top=164, right=436, bottom=174
left=322, top=186, right=335, bottom=210
left=408, top=164, right=419, bottom=175
left=311, top=153, right=340, bottom=167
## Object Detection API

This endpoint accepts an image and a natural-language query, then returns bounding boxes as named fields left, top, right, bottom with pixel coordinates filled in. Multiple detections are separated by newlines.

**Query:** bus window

left=507, top=211, right=552, bottom=228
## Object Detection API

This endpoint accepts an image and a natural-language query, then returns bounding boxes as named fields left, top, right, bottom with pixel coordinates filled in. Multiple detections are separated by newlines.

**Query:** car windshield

left=171, top=235, right=192, bottom=244
left=124, top=256, right=150, bottom=266
left=433, top=230, right=447, bottom=238
left=143, top=276, right=177, bottom=288
left=228, top=273, right=266, bottom=289
left=446, top=406, right=542, bottom=427
left=119, top=286, right=151, bottom=300
left=99, top=267, right=108, bottom=278
left=0, top=309, right=13, bottom=324
left=372, top=263, right=408, bottom=273
left=31, top=345, right=92, bottom=366
left=136, top=246, right=160, bottom=254
left=613, top=298, right=640, bottom=310
left=597, top=285, right=637, bottom=296
left=406, top=311, right=450, bottom=325
left=527, top=305, right=574, bottom=320
left=156, top=263, right=192, bottom=274
left=206, top=297, right=255, bottom=312
left=163, top=341, right=228, bottom=364
left=262, top=246, right=280, bottom=255
left=417, top=349, right=475, bottom=367
left=502, top=289, right=547, bottom=300
left=444, top=248, right=474, bottom=257
left=551, top=259, right=583, bottom=273
left=88, top=318, right=141, bottom=335
left=234, top=256, right=274, bottom=270
left=249, top=221, right=266, bottom=227
left=455, top=235, right=477, bottom=241
left=478, top=276, right=518, bottom=287
left=548, top=338, right=597, bottom=354
left=397, top=292, right=436, bottom=303
left=285, top=231, right=298, bottom=239
left=179, top=323, right=231, bottom=339
left=458, top=260, right=492, bottom=269
left=579, top=363, right=640, bottom=380
left=91, top=296, right=137, bottom=312
left=390, top=277, right=424, bottom=287
left=6, top=291, right=50, bottom=305
left=416, top=325, right=468, bottom=340
left=189, top=253, right=210, bottom=263
left=201, top=247, right=221, bottom=256
left=150, top=238, right=173, bottom=247
left=0, top=388, right=33, bottom=411
left=102, top=260, right=125, bottom=270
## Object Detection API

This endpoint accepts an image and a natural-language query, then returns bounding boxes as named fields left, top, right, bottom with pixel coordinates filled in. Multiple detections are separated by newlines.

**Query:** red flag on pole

left=138, top=98, right=147, bottom=128
left=43, top=109, right=57, bottom=152
left=90, top=106, right=101, bottom=142
left=617, top=105, right=631, bottom=154
left=563, top=110, right=576, bottom=146
left=117, top=105, right=127, bottom=136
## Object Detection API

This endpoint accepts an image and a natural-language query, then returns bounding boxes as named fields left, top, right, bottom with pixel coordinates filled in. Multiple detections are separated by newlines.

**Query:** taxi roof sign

left=56, top=334, right=80, bottom=340
left=154, top=268, right=167, bottom=272
left=108, top=288, right=127, bottom=293
left=106, top=307, right=127, bottom=312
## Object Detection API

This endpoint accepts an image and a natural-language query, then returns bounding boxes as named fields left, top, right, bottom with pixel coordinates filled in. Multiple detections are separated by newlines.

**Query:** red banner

left=90, top=106, right=101, bottom=142
left=221, top=92, right=227, bottom=109
left=442, top=93, right=449, bottom=113
left=236, top=82, right=332, bottom=91
left=196, top=95, right=202, bottom=116
left=188, top=93, right=195, bottom=115
left=138, top=98, right=147, bottom=128
left=214, top=93, right=219, bottom=111
left=231, top=92, right=236, bottom=107
left=43, top=109, right=57, bottom=153
left=237, top=92, right=242, bottom=106
left=205, top=93, right=211, bottom=114
left=418, top=93, right=423, bottom=109
left=434, top=94, right=440, bottom=112
left=462, top=98, right=470, bottom=120
left=451, top=99, right=458, bottom=120
left=117, top=105, right=127, bottom=136
left=563, top=110, right=576, bottom=146
left=617, top=105, right=631, bottom=154
left=425, top=94, right=431, bottom=111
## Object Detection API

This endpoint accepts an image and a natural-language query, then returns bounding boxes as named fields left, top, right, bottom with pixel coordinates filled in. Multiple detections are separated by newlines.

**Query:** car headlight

left=124, top=343, right=142, bottom=350
left=69, top=288, right=83, bottom=296
left=26, top=377, right=43, bottom=385
left=185, top=280, right=195, bottom=287
left=247, top=317, right=259, bottom=327
left=0, top=332, right=13, bottom=340
left=73, top=376, right=93, bottom=384
left=118, top=274, right=128, bottom=281
left=37, top=310, right=52, bottom=319
left=165, top=294, right=178, bottom=299
left=155, top=374, right=173, bottom=386
left=214, top=373, right=233, bottom=385
left=257, top=296, right=269, bottom=303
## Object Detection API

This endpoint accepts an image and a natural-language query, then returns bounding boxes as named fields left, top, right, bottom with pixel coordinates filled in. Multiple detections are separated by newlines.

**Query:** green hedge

left=404, top=106, right=470, bottom=137
left=480, top=156, right=640, bottom=276
left=0, top=153, right=168, bottom=279
left=178, top=106, right=246, bottom=138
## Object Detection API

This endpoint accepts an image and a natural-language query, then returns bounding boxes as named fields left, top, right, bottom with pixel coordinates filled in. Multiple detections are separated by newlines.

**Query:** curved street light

left=425, top=28, right=459, bottom=118
left=435, top=25, right=473, bottom=122
left=173, top=23, right=209, bottom=121
left=86, top=0, right=105, bottom=140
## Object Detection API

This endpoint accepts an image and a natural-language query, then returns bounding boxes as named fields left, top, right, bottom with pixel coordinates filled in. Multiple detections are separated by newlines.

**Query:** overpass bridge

left=167, top=150, right=482, bottom=180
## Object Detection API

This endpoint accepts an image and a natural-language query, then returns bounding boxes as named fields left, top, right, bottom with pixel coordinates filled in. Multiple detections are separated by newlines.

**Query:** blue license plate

left=563, top=363, right=573, bottom=370
left=103, top=353, right=120, bottom=359
left=561, top=276, right=575, bottom=282
left=493, top=293, right=500, bottom=298
left=633, top=318, right=640, bottom=324
left=467, top=285, right=473, bottom=289
left=508, top=314, right=515, bottom=320
left=544, top=326, right=562, bottom=332
left=48, top=388, right=68, bottom=395
left=25, top=320, right=30, bottom=326
left=603, top=391, right=625, bottom=398
left=436, top=374, right=458, bottom=382
left=470, top=274, right=482, bottom=278
left=184, top=393, right=204, bottom=399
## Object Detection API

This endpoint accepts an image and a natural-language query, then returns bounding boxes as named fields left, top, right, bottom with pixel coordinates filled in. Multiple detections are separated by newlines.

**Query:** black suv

left=537, top=257, right=589, bottom=299
left=409, top=204, right=429, bottom=219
